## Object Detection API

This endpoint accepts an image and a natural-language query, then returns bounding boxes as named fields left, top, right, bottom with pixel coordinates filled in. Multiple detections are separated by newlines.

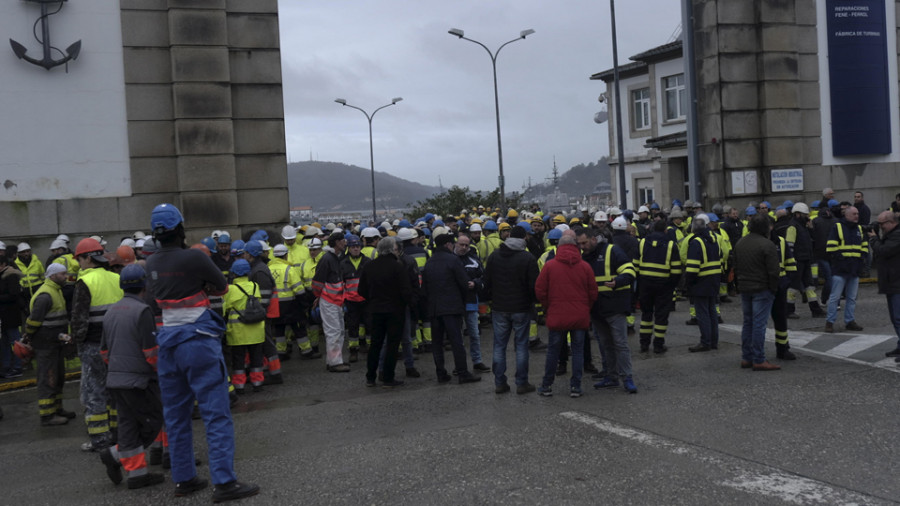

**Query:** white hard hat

left=308, top=238, right=323, bottom=249
left=0, top=241, right=6, bottom=250
left=56, top=234, right=70, bottom=243
left=612, top=217, right=629, bottom=231
left=132, top=231, right=146, bottom=240
left=380, top=221, right=392, bottom=230
left=392, top=219, right=400, bottom=226
left=50, top=239, right=68, bottom=250
left=325, top=222, right=336, bottom=231
left=333, top=227, right=343, bottom=235
left=360, top=227, right=381, bottom=239
left=281, top=224, right=297, bottom=240
left=397, top=228, right=417, bottom=241
left=89, top=235, right=107, bottom=246
left=607, top=207, right=622, bottom=216
left=555, top=224, right=570, bottom=232
left=432, top=226, right=449, bottom=238
left=17, top=242, right=32, bottom=251
left=211, top=230, right=222, bottom=239
left=792, top=202, right=810, bottom=215
left=638, top=205, right=650, bottom=214
left=469, top=223, right=482, bottom=232
left=593, top=211, right=608, bottom=222
left=135, top=239, right=146, bottom=248
left=120, top=238, right=136, bottom=248
left=258, top=240, right=271, bottom=251
left=305, top=226, right=322, bottom=237
left=273, top=244, right=289, bottom=257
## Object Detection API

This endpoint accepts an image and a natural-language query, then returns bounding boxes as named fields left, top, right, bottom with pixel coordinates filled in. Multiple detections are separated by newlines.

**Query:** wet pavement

left=1, top=281, right=899, bottom=505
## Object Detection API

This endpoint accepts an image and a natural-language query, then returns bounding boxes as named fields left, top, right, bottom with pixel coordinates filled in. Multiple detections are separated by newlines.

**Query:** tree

left=407, top=186, right=521, bottom=219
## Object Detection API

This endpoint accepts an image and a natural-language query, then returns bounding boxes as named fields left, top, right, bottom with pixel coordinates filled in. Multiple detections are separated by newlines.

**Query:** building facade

left=0, top=0, right=288, bottom=248
left=594, top=0, right=900, bottom=214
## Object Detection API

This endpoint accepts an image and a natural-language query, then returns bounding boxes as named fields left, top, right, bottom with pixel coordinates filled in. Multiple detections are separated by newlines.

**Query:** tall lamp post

left=448, top=27, right=535, bottom=211
left=608, top=0, right=628, bottom=209
left=334, top=97, right=403, bottom=224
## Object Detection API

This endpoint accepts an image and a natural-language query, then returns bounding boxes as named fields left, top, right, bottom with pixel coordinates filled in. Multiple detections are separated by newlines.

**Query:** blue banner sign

left=826, top=0, right=892, bottom=156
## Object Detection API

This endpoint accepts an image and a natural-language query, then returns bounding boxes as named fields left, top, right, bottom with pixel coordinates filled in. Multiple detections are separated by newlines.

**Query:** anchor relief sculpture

left=9, top=0, right=81, bottom=71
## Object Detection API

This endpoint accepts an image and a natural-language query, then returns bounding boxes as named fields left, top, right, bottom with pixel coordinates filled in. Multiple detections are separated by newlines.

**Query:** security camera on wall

left=598, top=93, right=607, bottom=103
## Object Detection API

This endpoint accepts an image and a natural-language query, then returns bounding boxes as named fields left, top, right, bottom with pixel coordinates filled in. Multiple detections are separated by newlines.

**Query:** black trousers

left=431, top=314, right=468, bottom=376
left=108, top=383, right=164, bottom=453
left=367, top=310, right=404, bottom=382
left=638, top=282, right=675, bottom=348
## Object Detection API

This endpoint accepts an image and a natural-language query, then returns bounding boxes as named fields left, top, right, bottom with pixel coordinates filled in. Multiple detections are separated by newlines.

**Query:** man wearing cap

left=313, top=232, right=350, bottom=372
left=281, top=225, right=309, bottom=268
left=72, top=237, right=124, bottom=451
left=399, top=228, right=432, bottom=353
left=15, top=242, right=45, bottom=301
left=423, top=232, right=481, bottom=385
left=97, top=264, right=166, bottom=490
left=340, top=235, right=370, bottom=363
left=785, top=203, right=826, bottom=318
left=635, top=220, right=682, bottom=354
left=50, top=238, right=80, bottom=308
left=211, top=233, right=234, bottom=278
left=24, top=262, right=74, bottom=425
left=484, top=226, right=539, bottom=394
left=592, top=211, right=612, bottom=242
left=241, top=241, right=282, bottom=384
left=145, top=203, right=259, bottom=501
left=360, top=227, right=380, bottom=259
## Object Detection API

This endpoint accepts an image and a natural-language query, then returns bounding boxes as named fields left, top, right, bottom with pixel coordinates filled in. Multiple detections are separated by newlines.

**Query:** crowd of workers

left=0, top=188, right=898, bottom=500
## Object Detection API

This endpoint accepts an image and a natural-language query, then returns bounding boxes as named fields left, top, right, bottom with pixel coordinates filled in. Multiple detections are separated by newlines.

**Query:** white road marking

left=560, top=411, right=882, bottom=505
left=719, top=324, right=900, bottom=374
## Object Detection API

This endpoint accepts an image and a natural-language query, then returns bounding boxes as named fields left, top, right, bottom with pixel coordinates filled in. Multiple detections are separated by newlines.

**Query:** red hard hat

left=75, top=238, right=104, bottom=257
left=190, top=244, right=211, bottom=256
left=14, top=340, right=34, bottom=362
left=115, top=245, right=136, bottom=264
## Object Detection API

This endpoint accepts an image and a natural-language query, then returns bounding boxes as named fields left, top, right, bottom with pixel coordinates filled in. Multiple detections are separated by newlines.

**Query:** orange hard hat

left=190, top=244, right=211, bottom=256
left=14, top=340, right=34, bottom=362
left=115, top=246, right=136, bottom=265
left=75, top=238, right=104, bottom=257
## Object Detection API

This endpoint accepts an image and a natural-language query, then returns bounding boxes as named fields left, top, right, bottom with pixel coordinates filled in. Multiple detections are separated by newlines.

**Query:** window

left=631, top=88, right=650, bottom=130
left=663, top=74, right=686, bottom=121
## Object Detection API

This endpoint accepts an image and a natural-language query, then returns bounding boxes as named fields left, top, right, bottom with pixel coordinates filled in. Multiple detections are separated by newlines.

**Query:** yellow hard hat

left=553, top=214, right=566, bottom=224
left=471, top=217, right=483, bottom=225
left=569, top=217, right=581, bottom=224
left=507, top=209, right=518, bottom=218
left=498, top=222, right=512, bottom=231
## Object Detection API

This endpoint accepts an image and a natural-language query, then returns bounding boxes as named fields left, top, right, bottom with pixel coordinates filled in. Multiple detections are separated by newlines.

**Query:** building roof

left=644, top=131, right=687, bottom=149
left=590, top=39, right=683, bottom=82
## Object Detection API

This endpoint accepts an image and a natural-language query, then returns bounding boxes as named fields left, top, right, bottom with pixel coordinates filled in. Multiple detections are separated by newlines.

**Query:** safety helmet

left=783, top=200, right=794, bottom=209
left=569, top=217, right=581, bottom=225
left=360, top=227, right=380, bottom=239
left=116, top=245, right=137, bottom=264
left=593, top=211, right=608, bottom=222
left=637, top=205, right=650, bottom=214
left=607, top=207, right=622, bottom=216
left=17, top=242, right=32, bottom=252
left=811, top=200, right=821, bottom=209
left=552, top=214, right=566, bottom=224
left=231, top=239, right=246, bottom=254
left=398, top=219, right=412, bottom=228
left=517, top=221, right=532, bottom=234
left=305, top=226, right=322, bottom=237
left=14, top=340, right=34, bottom=362
left=547, top=228, right=563, bottom=240
left=201, top=237, right=217, bottom=251
left=150, top=203, right=183, bottom=234
left=745, top=206, right=757, bottom=216
left=497, top=222, right=511, bottom=231
left=507, top=209, right=518, bottom=218
left=231, top=259, right=251, bottom=277
left=650, top=202, right=660, bottom=210
left=50, top=239, right=68, bottom=250
left=244, top=240, right=263, bottom=258
left=119, top=264, right=146, bottom=289
left=75, top=238, right=104, bottom=257
left=281, top=225, right=297, bottom=240
left=483, top=220, right=498, bottom=231
left=273, top=244, right=289, bottom=257
left=469, top=223, right=483, bottom=232
left=705, top=213, right=719, bottom=223
left=190, top=244, right=211, bottom=257
left=397, top=228, right=417, bottom=242
left=792, top=202, right=810, bottom=215
left=672, top=199, right=683, bottom=208
left=670, top=210, right=685, bottom=219
left=827, top=199, right=840, bottom=208
left=218, top=233, right=232, bottom=244
left=346, top=234, right=361, bottom=247
left=611, top=217, right=629, bottom=231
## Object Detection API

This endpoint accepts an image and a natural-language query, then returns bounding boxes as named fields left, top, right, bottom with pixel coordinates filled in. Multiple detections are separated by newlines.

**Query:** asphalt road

left=1, top=282, right=898, bottom=505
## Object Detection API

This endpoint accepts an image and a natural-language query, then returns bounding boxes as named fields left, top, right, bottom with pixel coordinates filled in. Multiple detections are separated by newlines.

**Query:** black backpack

left=233, top=283, right=266, bottom=324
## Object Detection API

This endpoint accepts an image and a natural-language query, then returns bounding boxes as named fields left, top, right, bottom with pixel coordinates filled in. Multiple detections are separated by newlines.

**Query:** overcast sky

left=277, top=1, right=683, bottom=192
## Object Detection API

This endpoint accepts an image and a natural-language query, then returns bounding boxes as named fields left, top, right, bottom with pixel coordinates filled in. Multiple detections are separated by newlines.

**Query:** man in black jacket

left=484, top=227, right=539, bottom=394
left=455, top=234, right=490, bottom=372
left=0, top=255, right=25, bottom=378
left=422, top=233, right=480, bottom=385
left=358, top=237, right=412, bottom=388
left=869, top=211, right=900, bottom=357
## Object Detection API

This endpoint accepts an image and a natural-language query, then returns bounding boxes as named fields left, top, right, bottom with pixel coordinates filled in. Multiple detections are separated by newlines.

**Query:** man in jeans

left=868, top=211, right=900, bottom=357
left=484, top=226, right=539, bottom=394
left=733, top=213, right=781, bottom=371
left=455, top=234, right=490, bottom=373
left=825, top=206, right=867, bottom=333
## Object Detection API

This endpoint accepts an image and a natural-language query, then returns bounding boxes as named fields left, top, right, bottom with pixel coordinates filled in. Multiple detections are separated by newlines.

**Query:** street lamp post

left=608, top=0, right=628, bottom=209
left=334, top=97, right=403, bottom=224
left=448, top=27, right=535, bottom=211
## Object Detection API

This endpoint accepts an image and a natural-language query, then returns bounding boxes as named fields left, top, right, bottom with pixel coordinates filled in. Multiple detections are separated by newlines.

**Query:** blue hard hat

left=231, top=259, right=250, bottom=276
left=776, top=205, right=785, bottom=211
left=119, top=263, right=146, bottom=289
left=516, top=221, right=532, bottom=234
left=346, top=234, right=361, bottom=247
left=433, top=219, right=445, bottom=227
left=150, top=203, right=183, bottom=233
left=812, top=200, right=821, bottom=208
left=424, top=213, right=435, bottom=222
left=201, top=237, right=216, bottom=250
left=783, top=200, right=794, bottom=208
left=706, top=213, right=719, bottom=222
left=761, top=201, right=772, bottom=208
left=231, top=239, right=245, bottom=254
left=745, top=207, right=757, bottom=216
left=250, top=230, right=268, bottom=243
left=423, top=228, right=432, bottom=237
left=457, top=219, right=466, bottom=229
left=399, top=219, right=412, bottom=228
left=244, top=240, right=262, bottom=257
left=828, top=199, right=840, bottom=208
left=672, top=199, right=683, bottom=208
left=622, top=209, right=634, bottom=221
left=650, top=202, right=660, bottom=210
left=548, top=228, right=563, bottom=240
left=217, top=233, right=231, bottom=244
left=483, top=220, right=498, bottom=231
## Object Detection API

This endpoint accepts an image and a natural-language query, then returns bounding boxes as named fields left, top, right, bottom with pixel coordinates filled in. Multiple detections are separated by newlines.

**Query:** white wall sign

left=731, top=170, right=758, bottom=195
left=771, top=168, right=804, bottom=192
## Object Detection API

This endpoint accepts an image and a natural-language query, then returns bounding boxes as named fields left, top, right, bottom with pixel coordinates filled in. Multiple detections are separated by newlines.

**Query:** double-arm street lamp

left=448, top=27, right=535, bottom=211
left=334, top=97, right=403, bottom=224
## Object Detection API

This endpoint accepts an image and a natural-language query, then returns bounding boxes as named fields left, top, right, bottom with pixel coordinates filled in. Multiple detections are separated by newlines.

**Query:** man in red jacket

left=534, top=233, right=598, bottom=397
